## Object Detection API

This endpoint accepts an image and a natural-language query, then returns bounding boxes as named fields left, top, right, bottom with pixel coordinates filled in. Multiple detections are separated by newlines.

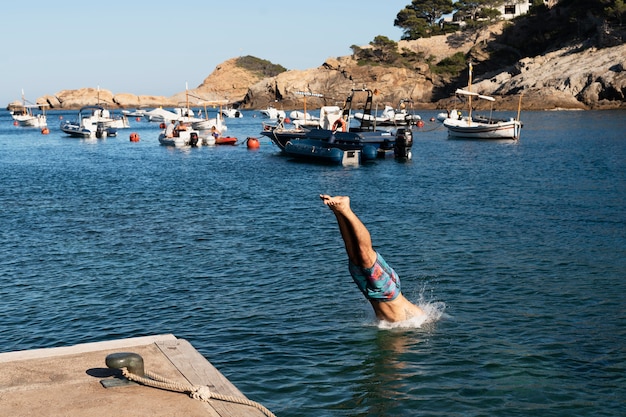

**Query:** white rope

left=121, top=368, right=276, bottom=417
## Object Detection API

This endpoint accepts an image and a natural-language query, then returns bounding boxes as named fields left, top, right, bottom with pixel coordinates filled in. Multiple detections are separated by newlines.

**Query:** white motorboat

left=260, top=105, right=286, bottom=119
left=353, top=104, right=420, bottom=127
left=143, top=107, right=182, bottom=123
left=157, top=127, right=215, bottom=147
left=221, top=107, right=243, bottom=118
left=60, top=106, right=121, bottom=138
left=122, top=109, right=147, bottom=118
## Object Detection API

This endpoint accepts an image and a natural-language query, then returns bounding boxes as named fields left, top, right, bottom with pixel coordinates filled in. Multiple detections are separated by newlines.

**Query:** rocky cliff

left=17, top=24, right=625, bottom=111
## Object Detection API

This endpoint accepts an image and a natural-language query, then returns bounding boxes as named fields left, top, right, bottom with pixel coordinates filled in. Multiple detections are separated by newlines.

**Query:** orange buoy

left=13, top=121, right=18, bottom=126
left=417, top=120, right=425, bottom=128
left=129, top=132, right=140, bottom=142
left=284, top=117, right=291, bottom=124
left=41, top=127, right=50, bottom=135
left=136, top=117, right=141, bottom=122
left=159, top=122, right=166, bottom=129
left=247, top=137, right=260, bottom=149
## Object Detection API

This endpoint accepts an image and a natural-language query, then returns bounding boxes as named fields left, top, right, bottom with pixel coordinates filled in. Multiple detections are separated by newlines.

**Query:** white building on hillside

left=448, top=0, right=558, bottom=24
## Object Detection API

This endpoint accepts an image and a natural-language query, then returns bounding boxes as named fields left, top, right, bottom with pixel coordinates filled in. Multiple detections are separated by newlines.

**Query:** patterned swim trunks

left=348, top=252, right=401, bottom=301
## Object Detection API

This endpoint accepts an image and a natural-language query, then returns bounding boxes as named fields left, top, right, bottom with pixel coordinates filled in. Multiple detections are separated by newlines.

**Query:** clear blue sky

left=1, top=0, right=409, bottom=106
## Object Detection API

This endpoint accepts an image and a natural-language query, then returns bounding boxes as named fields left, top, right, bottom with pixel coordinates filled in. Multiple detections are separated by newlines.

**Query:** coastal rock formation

left=242, top=56, right=436, bottom=111
left=25, top=24, right=625, bottom=111
left=36, top=88, right=178, bottom=110
left=471, top=43, right=626, bottom=110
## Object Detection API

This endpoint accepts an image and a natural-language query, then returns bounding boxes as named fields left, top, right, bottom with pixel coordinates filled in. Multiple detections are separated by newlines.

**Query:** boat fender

left=332, top=117, right=347, bottom=132
left=129, top=132, right=140, bottom=142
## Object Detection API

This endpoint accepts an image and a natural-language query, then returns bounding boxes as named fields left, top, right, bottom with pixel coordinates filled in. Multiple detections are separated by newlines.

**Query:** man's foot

left=320, top=195, right=351, bottom=215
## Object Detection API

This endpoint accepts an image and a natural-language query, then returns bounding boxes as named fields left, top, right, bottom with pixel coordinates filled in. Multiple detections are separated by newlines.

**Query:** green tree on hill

left=394, top=0, right=455, bottom=39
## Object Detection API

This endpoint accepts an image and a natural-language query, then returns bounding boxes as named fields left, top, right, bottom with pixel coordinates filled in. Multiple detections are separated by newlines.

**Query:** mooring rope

left=121, top=368, right=277, bottom=417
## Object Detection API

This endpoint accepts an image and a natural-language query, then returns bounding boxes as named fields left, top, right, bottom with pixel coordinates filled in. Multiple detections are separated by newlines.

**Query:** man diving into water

left=320, top=195, right=425, bottom=323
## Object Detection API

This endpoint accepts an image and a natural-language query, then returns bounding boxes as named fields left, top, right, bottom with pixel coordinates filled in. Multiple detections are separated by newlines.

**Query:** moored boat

left=60, top=106, right=121, bottom=138
left=260, top=104, right=286, bottom=119
left=158, top=129, right=202, bottom=147
left=9, top=91, right=48, bottom=128
left=442, top=64, right=523, bottom=140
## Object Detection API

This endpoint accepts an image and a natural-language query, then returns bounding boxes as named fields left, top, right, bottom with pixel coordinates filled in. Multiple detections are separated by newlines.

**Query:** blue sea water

left=1, top=108, right=625, bottom=417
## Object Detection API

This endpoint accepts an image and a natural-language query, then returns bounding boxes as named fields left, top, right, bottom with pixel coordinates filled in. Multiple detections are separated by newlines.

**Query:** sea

left=1, top=107, right=625, bottom=417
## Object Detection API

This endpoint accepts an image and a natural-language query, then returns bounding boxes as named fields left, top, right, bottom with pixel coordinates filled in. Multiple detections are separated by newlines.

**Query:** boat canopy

left=455, top=89, right=496, bottom=102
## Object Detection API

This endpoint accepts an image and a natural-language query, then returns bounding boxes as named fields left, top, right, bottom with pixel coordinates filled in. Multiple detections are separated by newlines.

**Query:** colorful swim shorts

left=348, top=252, right=401, bottom=301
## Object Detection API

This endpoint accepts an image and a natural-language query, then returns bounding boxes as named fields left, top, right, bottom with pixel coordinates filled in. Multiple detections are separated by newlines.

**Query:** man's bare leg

left=321, top=194, right=425, bottom=322
left=320, top=194, right=377, bottom=268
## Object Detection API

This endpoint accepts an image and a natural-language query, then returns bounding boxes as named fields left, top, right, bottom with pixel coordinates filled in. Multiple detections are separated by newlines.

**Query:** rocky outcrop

left=27, top=25, right=625, bottom=111
left=471, top=43, right=626, bottom=110
left=241, top=56, right=436, bottom=110
left=37, top=88, right=178, bottom=110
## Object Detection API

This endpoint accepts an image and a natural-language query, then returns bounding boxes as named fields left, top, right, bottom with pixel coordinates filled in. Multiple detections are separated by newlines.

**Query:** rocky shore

left=9, top=26, right=625, bottom=112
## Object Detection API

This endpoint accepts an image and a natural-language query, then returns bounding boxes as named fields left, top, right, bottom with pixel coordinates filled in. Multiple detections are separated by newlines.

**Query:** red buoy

left=41, top=127, right=50, bottom=135
left=247, top=137, right=260, bottom=149
left=13, top=121, right=18, bottom=126
left=136, top=117, right=141, bottom=122
left=417, top=120, right=425, bottom=128
left=159, top=122, right=166, bottom=129
left=129, top=132, right=140, bottom=142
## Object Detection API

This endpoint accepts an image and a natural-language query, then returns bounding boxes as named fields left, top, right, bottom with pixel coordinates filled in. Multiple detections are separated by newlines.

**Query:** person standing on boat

left=320, top=195, right=425, bottom=323
left=165, top=120, right=176, bottom=138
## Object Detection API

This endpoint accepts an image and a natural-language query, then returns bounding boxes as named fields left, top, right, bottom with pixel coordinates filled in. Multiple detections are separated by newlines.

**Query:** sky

left=1, top=0, right=410, bottom=106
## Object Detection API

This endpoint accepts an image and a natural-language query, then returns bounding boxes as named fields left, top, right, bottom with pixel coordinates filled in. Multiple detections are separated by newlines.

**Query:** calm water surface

left=1, top=109, right=625, bottom=416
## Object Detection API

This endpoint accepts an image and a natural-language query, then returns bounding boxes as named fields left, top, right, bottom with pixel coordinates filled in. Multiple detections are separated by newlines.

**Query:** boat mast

left=467, top=63, right=473, bottom=126
left=295, top=91, right=323, bottom=121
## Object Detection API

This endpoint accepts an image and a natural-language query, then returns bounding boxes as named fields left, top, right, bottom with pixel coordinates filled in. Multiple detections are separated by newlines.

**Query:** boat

left=353, top=99, right=421, bottom=128
left=215, top=136, right=238, bottom=145
left=191, top=102, right=228, bottom=133
left=9, top=91, right=48, bottom=128
left=221, top=107, right=243, bottom=118
left=260, top=104, right=286, bottom=119
left=60, top=106, right=122, bottom=138
left=11, top=104, right=48, bottom=128
left=260, top=105, right=341, bottom=150
left=262, top=88, right=413, bottom=162
left=158, top=128, right=202, bottom=147
left=143, top=107, right=182, bottom=123
left=121, top=109, right=147, bottom=118
left=442, top=63, right=523, bottom=140
left=284, top=139, right=362, bottom=166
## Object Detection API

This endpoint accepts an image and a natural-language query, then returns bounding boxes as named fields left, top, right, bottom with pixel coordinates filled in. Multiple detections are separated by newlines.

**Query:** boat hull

left=13, top=115, right=47, bottom=128
left=443, top=118, right=522, bottom=139
left=284, top=140, right=361, bottom=165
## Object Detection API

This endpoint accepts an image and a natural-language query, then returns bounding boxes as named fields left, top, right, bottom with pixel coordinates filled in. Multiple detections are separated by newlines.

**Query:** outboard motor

left=96, top=123, right=105, bottom=138
left=394, top=127, right=413, bottom=160
left=189, top=132, right=199, bottom=147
